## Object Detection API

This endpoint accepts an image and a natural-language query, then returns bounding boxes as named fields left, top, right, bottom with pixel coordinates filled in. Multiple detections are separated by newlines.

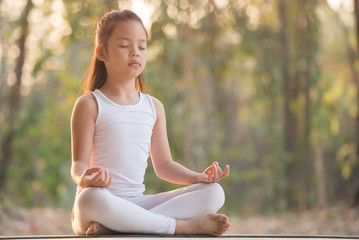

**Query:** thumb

left=84, top=167, right=102, bottom=175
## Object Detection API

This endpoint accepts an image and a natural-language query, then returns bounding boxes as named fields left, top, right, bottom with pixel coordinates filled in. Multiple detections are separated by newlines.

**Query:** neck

left=101, top=75, right=137, bottom=97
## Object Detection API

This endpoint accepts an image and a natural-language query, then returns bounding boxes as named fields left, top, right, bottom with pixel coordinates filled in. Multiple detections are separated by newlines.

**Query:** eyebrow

left=117, top=37, right=147, bottom=42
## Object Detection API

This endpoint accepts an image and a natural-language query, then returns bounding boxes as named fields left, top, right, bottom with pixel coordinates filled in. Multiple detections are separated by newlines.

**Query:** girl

left=71, top=9, right=231, bottom=237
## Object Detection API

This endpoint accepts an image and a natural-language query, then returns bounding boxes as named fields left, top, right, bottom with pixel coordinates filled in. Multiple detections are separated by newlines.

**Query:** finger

left=213, top=164, right=219, bottom=180
left=204, top=165, right=212, bottom=174
left=212, top=164, right=216, bottom=176
left=104, top=176, right=112, bottom=188
left=216, top=163, right=224, bottom=176
left=99, top=170, right=109, bottom=187
left=222, top=165, right=230, bottom=178
left=216, top=163, right=223, bottom=173
left=214, top=162, right=224, bottom=173
left=105, top=169, right=110, bottom=180
left=99, top=169, right=106, bottom=184
left=208, top=170, right=213, bottom=182
left=103, top=170, right=111, bottom=186
left=91, top=169, right=104, bottom=181
left=85, top=167, right=102, bottom=175
left=92, top=169, right=104, bottom=183
left=208, top=165, right=213, bottom=182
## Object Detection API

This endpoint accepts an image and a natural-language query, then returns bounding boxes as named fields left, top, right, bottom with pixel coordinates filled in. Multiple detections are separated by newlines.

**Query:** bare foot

left=86, top=222, right=118, bottom=235
left=175, top=213, right=231, bottom=237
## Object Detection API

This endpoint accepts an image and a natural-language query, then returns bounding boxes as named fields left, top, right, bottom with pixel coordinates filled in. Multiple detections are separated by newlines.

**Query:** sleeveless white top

left=81, top=89, right=157, bottom=197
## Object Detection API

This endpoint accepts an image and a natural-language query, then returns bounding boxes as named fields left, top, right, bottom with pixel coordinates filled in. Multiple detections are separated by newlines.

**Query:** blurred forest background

left=1, top=0, right=359, bottom=223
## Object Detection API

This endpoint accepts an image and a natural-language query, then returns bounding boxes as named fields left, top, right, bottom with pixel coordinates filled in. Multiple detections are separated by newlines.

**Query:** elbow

left=70, top=161, right=83, bottom=185
left=153, top=166, right=166, bottom=180
left=153, top=161, right=171, bottom=180
left=70, top=164, right=77, bottom=184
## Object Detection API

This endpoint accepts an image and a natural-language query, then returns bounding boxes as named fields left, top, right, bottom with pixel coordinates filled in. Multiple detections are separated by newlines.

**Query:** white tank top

left=83, top=89, right=157, bottom=197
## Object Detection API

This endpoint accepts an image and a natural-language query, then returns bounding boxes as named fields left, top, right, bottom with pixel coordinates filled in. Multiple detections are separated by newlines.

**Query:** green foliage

left=0, top=0, right=358, bottom=214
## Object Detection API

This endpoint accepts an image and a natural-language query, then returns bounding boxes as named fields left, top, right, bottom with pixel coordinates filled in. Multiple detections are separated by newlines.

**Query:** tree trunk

left=0, top=0, right=7, bottom=105
left=333, top=0, right=359, bottom=207
left=298, top=0, right=319, bottom=210
left=0, top=38, right=8, bottom=110
left=328, top=0, right=359, bottom=207
left=278, top=0, right=298, bottom=209
left=278, top=0, right=319, bottom=210
left=352, top=0, right=359, bottom=207
left=315, top=144, right=327, bottom=208
left=181, top=22, right=194, bottom=169
left=0, top=0, right=33, bottom=193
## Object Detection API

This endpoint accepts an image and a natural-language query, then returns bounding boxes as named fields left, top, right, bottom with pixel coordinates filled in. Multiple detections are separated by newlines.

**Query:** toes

left=219, top=220, right=230, bottom=234
left=86, top=222, right=99, bottom=236
left=214, top=230, right=224, bottom=237
left=214, top=228, right=226, bottom=237
left=218, top=214, right=229, bottom=223
left=205, top=214, right=230, bottom=237
left=86, top=224, right=94, bottom=235
left=215, top=222, right=229, bottom=236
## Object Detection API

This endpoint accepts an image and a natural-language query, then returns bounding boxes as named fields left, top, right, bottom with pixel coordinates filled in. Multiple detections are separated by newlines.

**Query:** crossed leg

left=72, top=183, right=230, bottom=236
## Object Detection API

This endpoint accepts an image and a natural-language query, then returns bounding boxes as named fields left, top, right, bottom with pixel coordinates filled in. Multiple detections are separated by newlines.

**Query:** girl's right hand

left=78, top=167, right=112, bottom=189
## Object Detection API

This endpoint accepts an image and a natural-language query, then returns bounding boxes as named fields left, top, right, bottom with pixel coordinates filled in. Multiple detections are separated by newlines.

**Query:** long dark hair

left=83, top=10, right=147, bottom=93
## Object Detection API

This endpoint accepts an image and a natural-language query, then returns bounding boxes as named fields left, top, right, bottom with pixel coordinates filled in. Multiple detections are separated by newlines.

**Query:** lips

left=129, top=60, right=141, bottom=67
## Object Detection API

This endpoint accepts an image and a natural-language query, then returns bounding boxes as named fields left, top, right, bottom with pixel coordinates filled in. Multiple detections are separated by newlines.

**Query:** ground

left=0, top=205, right=358, bottom=236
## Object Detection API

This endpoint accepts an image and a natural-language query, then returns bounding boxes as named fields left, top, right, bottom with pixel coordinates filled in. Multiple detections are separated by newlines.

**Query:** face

left=99, top=20, right=147, bottom=80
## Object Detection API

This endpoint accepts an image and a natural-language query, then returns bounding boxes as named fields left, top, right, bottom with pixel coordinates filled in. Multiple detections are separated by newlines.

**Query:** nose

left=130, top=47, right=139, bottom=57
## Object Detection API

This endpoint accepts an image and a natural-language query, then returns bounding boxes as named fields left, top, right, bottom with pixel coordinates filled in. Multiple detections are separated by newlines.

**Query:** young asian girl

left=70, top=9, right=231, bottom=237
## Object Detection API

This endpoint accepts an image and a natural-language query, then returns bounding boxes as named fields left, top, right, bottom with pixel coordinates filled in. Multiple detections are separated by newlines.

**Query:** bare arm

left=71, top=94, right=111, bottom=188
left=150, top=97, right=229, bottom=185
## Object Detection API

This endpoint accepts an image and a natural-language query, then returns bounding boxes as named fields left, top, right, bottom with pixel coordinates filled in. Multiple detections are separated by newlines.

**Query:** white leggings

left=72, top=183, right=225, bottom=235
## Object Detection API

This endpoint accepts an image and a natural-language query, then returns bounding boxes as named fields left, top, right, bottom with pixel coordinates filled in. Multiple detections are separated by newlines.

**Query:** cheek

left=107, top=50, right=121, bottom=61
left=142, top=51, right=148, bottom=59
left=140, top=51, right=147, bottom=63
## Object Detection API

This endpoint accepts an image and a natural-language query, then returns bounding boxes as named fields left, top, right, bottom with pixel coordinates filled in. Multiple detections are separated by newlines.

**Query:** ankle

left=175, top=219, right=190, bottom=235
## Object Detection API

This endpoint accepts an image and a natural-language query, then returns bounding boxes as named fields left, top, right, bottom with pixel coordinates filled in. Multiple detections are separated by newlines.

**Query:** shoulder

left=150, top=96, right=166, bottom=120
left=74, top=93, right=97, bottom=111
left=72, top=93, right=98, bottom=121
left=150, top=96, right=164, bottom=109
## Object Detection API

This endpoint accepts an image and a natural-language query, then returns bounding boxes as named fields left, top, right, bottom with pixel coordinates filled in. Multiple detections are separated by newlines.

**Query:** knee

left=202, top=183, right=225, bottom=212
left=76, top=187, right=108, bottom=212
left=208, top=182, right=225, bottom=205
left=72, top=187, right=108, bottom=234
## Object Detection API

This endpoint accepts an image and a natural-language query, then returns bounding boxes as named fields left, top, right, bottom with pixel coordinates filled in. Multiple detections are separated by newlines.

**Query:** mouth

left=129, top=61, right=141, bottom=67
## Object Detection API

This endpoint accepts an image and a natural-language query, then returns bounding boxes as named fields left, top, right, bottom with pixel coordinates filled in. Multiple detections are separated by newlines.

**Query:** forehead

left=111, top=20, right=147, bottom=41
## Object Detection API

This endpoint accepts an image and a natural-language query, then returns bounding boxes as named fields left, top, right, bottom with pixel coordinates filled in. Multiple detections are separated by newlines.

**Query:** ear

left=96, top=46, right=107, bottom=62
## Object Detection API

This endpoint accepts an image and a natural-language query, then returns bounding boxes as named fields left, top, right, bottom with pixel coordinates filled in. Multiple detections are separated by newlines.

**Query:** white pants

left=72, top=183, right=225, bottom=235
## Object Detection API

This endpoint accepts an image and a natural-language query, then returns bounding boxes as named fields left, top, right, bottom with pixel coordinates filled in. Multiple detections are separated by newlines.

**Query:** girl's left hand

left=198, top=162, right=230, bottom=183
